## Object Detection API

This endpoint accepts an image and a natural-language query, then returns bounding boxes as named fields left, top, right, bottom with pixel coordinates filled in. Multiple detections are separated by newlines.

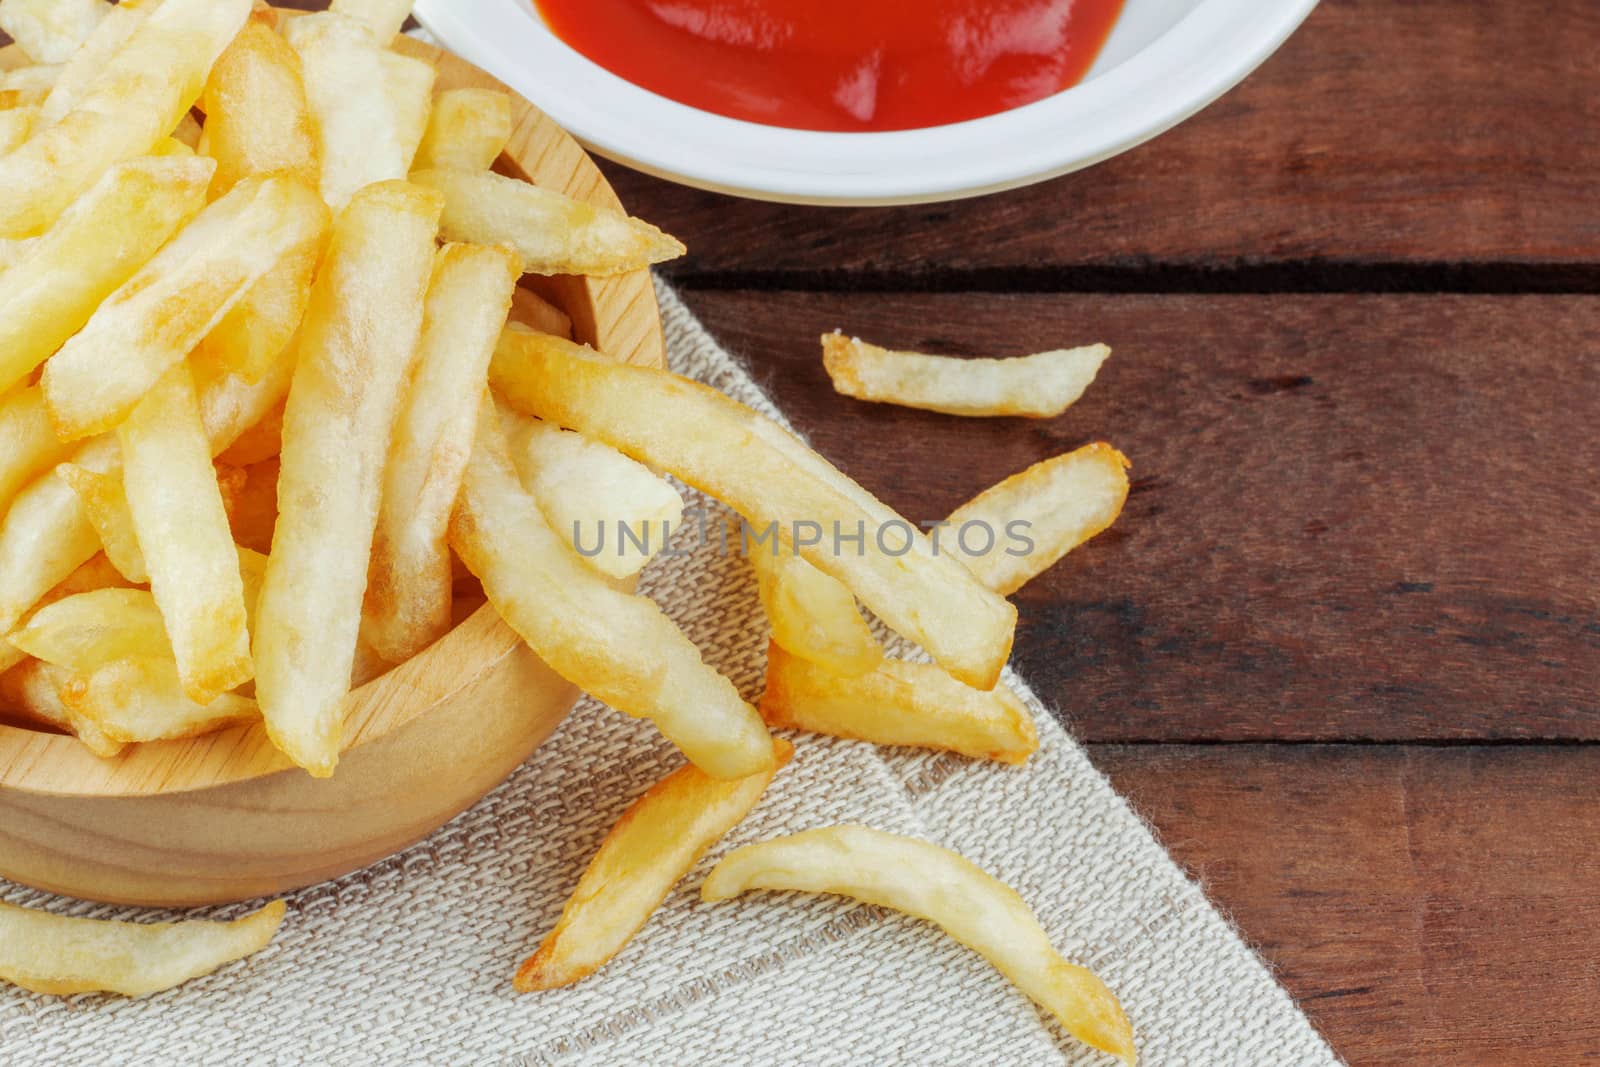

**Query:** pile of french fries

left=0, top=1, right=1136, bottom=1060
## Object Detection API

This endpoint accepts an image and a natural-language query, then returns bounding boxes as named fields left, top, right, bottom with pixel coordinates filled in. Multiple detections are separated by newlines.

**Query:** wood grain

left=1095, top=744, right=1600, bottom=1066
left=602, top=0, right=1600, bottom=281
left=683, top=290, right=1600, bottom=741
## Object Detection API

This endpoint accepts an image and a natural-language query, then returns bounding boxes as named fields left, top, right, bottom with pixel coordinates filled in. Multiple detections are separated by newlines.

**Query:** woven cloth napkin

left=0, top=280, right=1341, bottom=1066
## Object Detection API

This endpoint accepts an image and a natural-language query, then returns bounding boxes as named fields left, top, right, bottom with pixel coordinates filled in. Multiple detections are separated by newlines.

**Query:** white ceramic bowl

left=414, top=0, right=1320, bottom=206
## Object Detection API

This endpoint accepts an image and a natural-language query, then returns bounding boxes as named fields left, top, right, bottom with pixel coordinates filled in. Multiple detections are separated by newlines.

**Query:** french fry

left=509, top=286, right=572, bottom=339
left=55, top=461, right=146, bottom=583
left=286, top=11, right=418, bottom=209
left=0, top=154, right=211, bottom=396
left=213, top=404, right=283, bottom=468
left=0, top=899, right=285, bottom=997
left=41, top=172, right=329, bottom=440
left=0, top=435, right=116, bottom=635
left=703, top=826, right=1136, bottom=1065
left=199, top=14, right=318, bottom=198
left=253, top=180, right=442, bottom=777
left=0, top=386, right=71, bottom=517
left=750, top=550, right=881, bottom=678
left=0, top=0, right=249, bottom=238
left=490, top=331, right=1017, bottom=690
left=63, top=656, right=259, bottom=744
left=760, top=641, right=1037, bottom=764
left=413, top=168, right=686, bottom=276
left=414, top=87, right=511, bottom=172
left=228, top=458, right=278, bottom=555
left=946, top=443, right=1130, bottom=596
left=11, top=588, right=170, bottom=671
left=0, top=63, right=59, bottom=107
left=0, top=554, right=125, bottom=676
left=364, top=242, right=517, bottom=665
left=822, top=333, right=1111, bottom=419
left=516, top=737, right=794, bottom=991
left=383, top=51, right=435, bottom=174
left=0, top=657, right=122, bottom=756
left=0, top=0, right=106, bottom=64
left=329, top=0, right=413, bottom=44
left=0, top=106, right=34, bottom=155
left=449, top=402, right=774, bottom=779
left=35, top=0, right=149, bottom=124
left=119, top=363, right=253, bottom=703
left=497, top=397, right=685, bottom=582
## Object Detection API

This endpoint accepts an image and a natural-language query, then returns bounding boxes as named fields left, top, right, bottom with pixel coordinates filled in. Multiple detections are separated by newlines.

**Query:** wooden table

left=594, top=2, right=1600, bottom=1062
left=10, top=2, right=1596, bottom=1060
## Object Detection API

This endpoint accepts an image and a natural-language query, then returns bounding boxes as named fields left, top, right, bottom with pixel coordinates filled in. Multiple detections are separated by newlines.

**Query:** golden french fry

left=11, top=588, right=170, bottom=671
left=329, top=0, right=413, bottom=43
left=119, top=363, right=253, bottom=703
left=41, top=172, right=329, bottom=440
left=0, top=553, right=124, bottom=675
left=384, top=51, right=434, bottom=174
left=213, top=403, right=283, bottom=468
left=35, top=0, right=149, bottom=124
left=516, top=737, right=794, bottom=991
left=0, top=386, right=70, bottom=518
left=414, top=87, right=511, bottom=172
left=62, top=655, right=259, bottom=744
left=0, top=658, right=123, bottom=756
left=0, top=898, right=285, bottom=997
left=0, top=0, right=249, bottom=238
left=0, top=62, right=59, bottom=107
left=57, top=459, right=147, bottom=583
left=490, top=332, right=1016, bottom=690
left=497, top=397, right=684, bottom=582
left=0, top=106, right=34, bottom=156
left=365, top=242, right=517, bottom=664
left=0, top=154, right=211, bottom=396
left=0, top=435, right=116, bottom=634
left=750, top=550, right=881, bottom=678
left=760, top=641, right=1037, bottom=764
left=822, top=333, right=1111, bottom=419
left=450, top=402, right=774, bottom=779
left=200, top=13, right=318, bottom=198
left=0, top=0, right=106, bottom=63
left=413, top=168, right=686, bottom=276
left=253, top=180, right=442, bottom=777
left=227, top=458, right=278, bottom=555
left=703, top=826, right=1136, bottom=1065
left=193, top=345, right=297, bottom=459
left=946, top=443, right=1130, bottom=596
left=286, top=11, right=417, bottom=209
left=509, top=286, right=573, bottom=339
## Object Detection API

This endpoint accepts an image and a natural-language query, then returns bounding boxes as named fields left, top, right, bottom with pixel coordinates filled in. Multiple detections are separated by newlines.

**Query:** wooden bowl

left=0, top=30, right=665, bottom=907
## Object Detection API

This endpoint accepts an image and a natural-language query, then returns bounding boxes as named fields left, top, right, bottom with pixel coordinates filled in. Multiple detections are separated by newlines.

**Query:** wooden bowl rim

left=0, top=23, right=665, bottom=798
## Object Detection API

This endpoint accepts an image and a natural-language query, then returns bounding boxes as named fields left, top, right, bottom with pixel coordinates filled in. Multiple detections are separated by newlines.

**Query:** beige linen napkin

left=0, top=280, right=1341, bottom=1066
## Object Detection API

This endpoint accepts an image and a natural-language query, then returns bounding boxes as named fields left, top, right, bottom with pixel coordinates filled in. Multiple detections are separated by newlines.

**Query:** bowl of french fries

left=0, top=0, right=682, bottom=907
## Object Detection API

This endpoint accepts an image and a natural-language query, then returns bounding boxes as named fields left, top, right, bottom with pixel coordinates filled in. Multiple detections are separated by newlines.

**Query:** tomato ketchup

left=533, top=0, right=1125, bottom=132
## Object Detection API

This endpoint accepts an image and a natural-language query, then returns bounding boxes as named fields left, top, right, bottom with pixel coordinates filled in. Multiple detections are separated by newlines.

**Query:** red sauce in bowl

left=532, top=0, right=1125, bottom=133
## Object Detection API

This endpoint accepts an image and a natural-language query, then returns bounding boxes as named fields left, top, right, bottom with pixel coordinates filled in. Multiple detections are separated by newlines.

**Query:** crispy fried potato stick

left=413, top=168, right=686, bottom=276
left=286, top=11, right=415, bottom=209
left=253, top=180, right=441, bottom=777
left=0, top=899, right=285, bottom=997
left=119, top=364, right=253, bottom=703
left=0, top=0, right=106, bottom=63
left=199, top=14, right=318, bottom=197
left=413, top=87, right=511, bottom=172
left=0, top=554, right=123, bottom=676
left=364, top=242, right=517, bottom=664
left=35, top=0, right=149, bottom=124
left=0, top=105, right=33, bottom=155
left=0, top=62, right=59, bottom=107
left=517, top=737, right=794, bottom=991
left=42, top=172, right=329, bottom=440
left=228, top=458, right=278, bottom=555
left=63, top=655, right=259, bottom=744
left=449, top=402, right=774, bottom=779
left=0, top=386, right=70, bottom=518
left=11, top=588, right=170, bottom=670
left=750, top=550, right=881, bottom=678
left=822, top=333, right=1110, bottom=419
left=497, top=397, right=684, bottom=582
left=0, top=154, right=211, bottom=396
left=383, top=51, right=434, bottom=173
left=760, top=641, right=1037, bottom=764
left=55, top=461, right=145, bottom=582
left=329, top=0, right=413, bottom=44
left=0, top=657, right=122, bottom=756
left=945, top=443, right=1130, bottom=596
left=703, top=826, right=1135, bottom=1065
left=490, top=332, right=1016, bottom=690
left=0, top=0, right=249, bottom=238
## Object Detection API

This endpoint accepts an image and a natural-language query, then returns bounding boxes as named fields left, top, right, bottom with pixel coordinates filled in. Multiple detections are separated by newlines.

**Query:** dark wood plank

left=603, top=0, right=1600, bottom=279
left=682, top=290, right=1600, bottom=741
left=1094, top=744, right=1600, bottom=1066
